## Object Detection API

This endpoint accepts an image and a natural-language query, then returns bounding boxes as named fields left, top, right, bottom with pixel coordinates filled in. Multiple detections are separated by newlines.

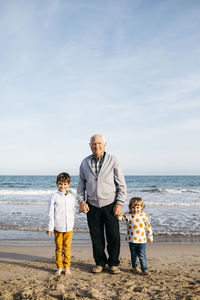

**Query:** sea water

left=0, top=175, right=199, bottom=245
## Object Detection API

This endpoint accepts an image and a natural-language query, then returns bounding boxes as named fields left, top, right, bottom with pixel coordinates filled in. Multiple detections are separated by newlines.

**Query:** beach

left=0, top=243, right=200, bottom=299
left=0, top=175, right=200, bottom=299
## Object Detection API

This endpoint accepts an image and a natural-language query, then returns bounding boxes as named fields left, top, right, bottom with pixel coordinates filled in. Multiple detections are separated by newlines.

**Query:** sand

left=0, top=243, right=200, bottom=299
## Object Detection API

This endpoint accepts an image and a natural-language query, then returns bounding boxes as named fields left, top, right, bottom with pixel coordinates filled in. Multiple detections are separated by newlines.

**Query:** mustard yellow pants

left=54, top=229, right=73, bottom=269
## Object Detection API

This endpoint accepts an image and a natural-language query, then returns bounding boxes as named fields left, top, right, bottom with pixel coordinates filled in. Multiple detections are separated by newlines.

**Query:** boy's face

left=57, top=181, right=70, bottom=194
left=131, top=204, right=142, bottom=214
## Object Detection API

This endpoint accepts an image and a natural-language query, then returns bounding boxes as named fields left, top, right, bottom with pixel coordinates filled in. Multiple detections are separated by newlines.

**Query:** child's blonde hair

left=129, top=197, right=145, bottom=212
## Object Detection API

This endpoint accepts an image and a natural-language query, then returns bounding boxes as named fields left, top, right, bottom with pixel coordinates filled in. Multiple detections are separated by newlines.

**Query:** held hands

left=79, top=202, right=122, bottom=215
left=80, top=201, right=89, bottom=214
left=113, top=204, right=122, bottom=217
left=149, top=239, right=153, bottom=245
left=46, top=231, right=53, bottom=237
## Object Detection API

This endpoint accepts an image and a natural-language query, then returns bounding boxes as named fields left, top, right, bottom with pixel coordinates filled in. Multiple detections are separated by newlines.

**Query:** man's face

left=90, top=135, right=106, bottom=158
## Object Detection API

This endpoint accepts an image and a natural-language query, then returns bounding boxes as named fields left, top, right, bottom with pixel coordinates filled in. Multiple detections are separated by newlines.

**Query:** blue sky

left=0, top=0, right=200, bottom=175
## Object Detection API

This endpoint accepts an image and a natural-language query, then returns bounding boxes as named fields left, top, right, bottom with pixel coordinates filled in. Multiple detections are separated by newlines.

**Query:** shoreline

left=1, top=229, right=200, bottom=246
left=0, top=243, right=200, bottom=299
left=0, top=234, right=200, bottom=246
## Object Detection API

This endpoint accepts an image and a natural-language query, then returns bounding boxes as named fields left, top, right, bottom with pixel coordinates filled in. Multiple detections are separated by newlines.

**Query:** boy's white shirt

left=118, top=211, right=153, bottom=243
left=47, top=190, right=75, bottom=232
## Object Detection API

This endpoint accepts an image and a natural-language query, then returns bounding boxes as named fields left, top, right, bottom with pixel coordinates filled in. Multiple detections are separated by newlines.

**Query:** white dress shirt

left=47, top=190, right=75, bottom=232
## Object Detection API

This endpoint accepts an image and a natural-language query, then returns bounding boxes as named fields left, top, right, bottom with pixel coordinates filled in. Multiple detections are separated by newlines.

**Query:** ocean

left=0, top=175, right=199, bottom=245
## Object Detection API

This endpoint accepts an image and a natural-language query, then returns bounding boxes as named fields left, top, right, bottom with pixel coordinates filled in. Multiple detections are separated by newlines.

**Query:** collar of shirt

left=57, top=190, right=69, bottom=196
left=91, top=152, right=105, bottom=176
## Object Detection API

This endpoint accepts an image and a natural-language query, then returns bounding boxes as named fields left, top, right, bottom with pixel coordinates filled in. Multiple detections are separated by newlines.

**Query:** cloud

left=0, top=0, right=200, bottom=174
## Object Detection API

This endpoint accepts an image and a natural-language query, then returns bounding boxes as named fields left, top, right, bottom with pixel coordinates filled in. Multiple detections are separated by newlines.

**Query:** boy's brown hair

left=56, top=172, right=71, bottom=184
left=129, top=197, right=145, bottom=211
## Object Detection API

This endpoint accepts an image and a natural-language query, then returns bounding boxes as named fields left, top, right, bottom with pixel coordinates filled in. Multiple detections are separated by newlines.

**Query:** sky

left=0, top=0, right=200, bottom=176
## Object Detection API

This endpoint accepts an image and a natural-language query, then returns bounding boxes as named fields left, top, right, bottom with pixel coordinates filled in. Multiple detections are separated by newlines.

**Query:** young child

left=118, top=197, right=153, bottom=275
left=46, top=172, right=75, bottom=276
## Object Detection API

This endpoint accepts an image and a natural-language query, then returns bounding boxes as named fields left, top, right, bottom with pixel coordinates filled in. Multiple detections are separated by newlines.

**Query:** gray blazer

left=77, top=152, right=127, bottom=208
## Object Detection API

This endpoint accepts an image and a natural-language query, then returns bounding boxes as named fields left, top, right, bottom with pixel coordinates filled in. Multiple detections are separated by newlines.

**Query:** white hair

left=90, top=134, right=106, bottom=144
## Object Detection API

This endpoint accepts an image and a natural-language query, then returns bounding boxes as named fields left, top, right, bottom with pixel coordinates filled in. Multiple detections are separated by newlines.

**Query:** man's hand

left=80, top=201, right=89, bottom=214
left=113, top=204, right=122, bottom=217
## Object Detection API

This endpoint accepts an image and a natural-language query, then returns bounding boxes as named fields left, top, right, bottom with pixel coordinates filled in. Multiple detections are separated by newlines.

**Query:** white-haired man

left=77, top=134, right=127, bottom=274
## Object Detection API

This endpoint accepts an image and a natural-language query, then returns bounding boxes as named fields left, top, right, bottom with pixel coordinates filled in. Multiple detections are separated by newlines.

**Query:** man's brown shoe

left=92, top=265, right=103, bottom=273
left=110, top=266, right=120, bottom=274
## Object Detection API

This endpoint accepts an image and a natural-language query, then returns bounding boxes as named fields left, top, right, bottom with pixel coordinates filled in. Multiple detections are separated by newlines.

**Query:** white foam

left=0, top=188, right=77, bottom=196
left=145, top=201, right=200, bottom=206
left=0, top=201, right=47, bottom=205
left=162, top=188, right=200, bottom=194
left=0, top=189, right=53, bottom=195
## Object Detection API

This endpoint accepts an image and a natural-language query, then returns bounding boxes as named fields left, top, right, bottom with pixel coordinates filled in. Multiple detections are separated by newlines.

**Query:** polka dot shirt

left=118, top=212, right=153, bottom=243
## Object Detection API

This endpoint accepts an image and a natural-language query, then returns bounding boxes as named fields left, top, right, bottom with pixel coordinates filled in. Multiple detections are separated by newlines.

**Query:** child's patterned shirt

left=118, top=212, right=153, bottom=243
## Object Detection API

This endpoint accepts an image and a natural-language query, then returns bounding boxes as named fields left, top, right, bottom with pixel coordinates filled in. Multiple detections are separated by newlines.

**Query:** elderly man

left=77, top=134, right=127, bottom=274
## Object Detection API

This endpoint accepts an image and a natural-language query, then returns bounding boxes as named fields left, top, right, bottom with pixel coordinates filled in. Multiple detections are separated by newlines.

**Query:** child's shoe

left=55, top=268, right=62, bottom=275
left=64, top=268, right=71, bottom=276
left=131, top=267, right=142, bottom=274
left=142, top=270, right=149, bottom=275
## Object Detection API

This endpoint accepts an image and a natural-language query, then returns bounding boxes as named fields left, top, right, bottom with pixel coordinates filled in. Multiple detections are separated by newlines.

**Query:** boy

left=47, top=172, right=75, bottom=276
